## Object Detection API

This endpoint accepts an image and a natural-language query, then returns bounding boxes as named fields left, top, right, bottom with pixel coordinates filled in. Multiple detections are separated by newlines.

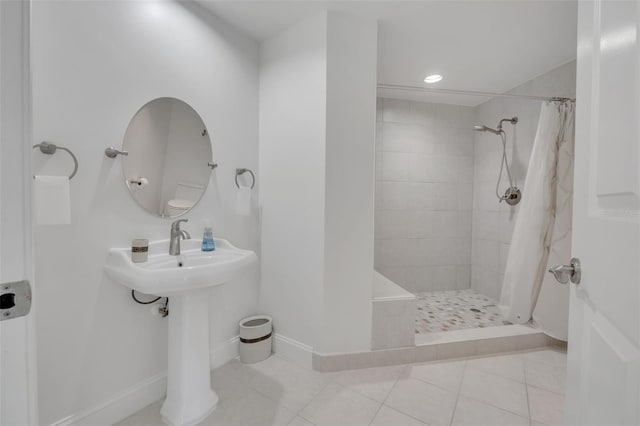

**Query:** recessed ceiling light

left=424, top=74, right=443, bottom=84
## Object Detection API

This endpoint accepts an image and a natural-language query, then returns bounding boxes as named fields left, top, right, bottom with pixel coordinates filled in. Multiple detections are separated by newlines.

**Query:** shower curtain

left=498, top=101, right=575, bottom=341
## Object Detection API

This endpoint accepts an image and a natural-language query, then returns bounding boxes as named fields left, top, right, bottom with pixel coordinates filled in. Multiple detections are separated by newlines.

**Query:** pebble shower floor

left=414, top=289, right=510, bottom=334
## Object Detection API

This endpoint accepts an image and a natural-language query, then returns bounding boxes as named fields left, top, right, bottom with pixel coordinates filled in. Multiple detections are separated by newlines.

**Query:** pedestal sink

left=104, top=238, right=257, bottom=426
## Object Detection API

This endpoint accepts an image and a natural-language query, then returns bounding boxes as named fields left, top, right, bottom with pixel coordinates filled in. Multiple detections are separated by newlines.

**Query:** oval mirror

left=121, top=98, right=213, bottom=218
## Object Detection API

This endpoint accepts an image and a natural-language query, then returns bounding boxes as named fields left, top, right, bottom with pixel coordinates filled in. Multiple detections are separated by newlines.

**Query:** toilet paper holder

left=104, top=147, right=129, bottom=158
left=235, top=168, right=255, bottom=189
left=129, top=177, right=148, bottom=186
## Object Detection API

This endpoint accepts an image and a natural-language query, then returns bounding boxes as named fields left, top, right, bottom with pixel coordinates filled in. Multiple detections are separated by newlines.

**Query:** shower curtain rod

left=377, top=83, right=576, bottom=103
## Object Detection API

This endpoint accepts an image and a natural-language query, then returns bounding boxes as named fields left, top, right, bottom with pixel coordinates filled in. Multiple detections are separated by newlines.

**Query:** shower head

left=474, top=117, right=518, bottom=135
left=473, top=124, right=502, bottom=135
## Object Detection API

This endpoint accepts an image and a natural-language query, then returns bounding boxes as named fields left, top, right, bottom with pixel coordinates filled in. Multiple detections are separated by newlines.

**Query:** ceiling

left=197, top=1, right=578, bottom=106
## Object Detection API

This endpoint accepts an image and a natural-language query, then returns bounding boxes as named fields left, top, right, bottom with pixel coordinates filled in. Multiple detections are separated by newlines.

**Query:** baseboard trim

left=272, top=333, right=313, bottom=369
left=49, top=372, right=167, bottom=426
left=313, top=328, right=562, bottom=372
left=49, top=337, right=241, bottom=426
left=210, top=336, right=240, bottom=369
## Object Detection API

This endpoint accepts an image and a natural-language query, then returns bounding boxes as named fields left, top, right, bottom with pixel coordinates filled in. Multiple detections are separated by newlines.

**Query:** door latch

left=0, top=280, right=31, bottom=321
left=548, top=258, right=581, bottom=285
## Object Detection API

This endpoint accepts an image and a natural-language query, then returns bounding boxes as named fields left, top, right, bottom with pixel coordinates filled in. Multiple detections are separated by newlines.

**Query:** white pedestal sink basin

left=104, top=238, right=257, bottom=426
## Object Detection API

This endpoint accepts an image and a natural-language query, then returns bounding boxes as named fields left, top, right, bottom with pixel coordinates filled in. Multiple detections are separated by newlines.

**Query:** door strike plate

left=0, top=280, right=31, bottom=321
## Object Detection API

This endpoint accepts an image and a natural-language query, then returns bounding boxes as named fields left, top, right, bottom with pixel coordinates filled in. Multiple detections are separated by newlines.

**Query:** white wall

left=259, top=12, right=328, bottom=357
left=31, top=2, right=259, bottom=424
left=471, top=61, right=576, bottom=300
left=259, top=11, right=377, bottom=357
left=320, top=12, right=377, bottom=354
left=374, top=99, right=474, bottom=293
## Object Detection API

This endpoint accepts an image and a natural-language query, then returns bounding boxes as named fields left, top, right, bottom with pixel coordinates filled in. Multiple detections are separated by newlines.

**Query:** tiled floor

left=117, top=347, right=566, bottom=426
left=414, top=289, right=510, bottom=334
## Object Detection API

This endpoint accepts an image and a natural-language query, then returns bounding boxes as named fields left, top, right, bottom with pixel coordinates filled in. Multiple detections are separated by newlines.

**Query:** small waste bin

left=239, top=315, right=272, bottom=364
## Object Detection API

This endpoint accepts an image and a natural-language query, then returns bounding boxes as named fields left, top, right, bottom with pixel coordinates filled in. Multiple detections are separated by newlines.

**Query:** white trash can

left=239, top=315, right=272, bottom=364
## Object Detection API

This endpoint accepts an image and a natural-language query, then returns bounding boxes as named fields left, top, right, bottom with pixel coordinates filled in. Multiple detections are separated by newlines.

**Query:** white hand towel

left=34, top=175, right=71, bottom=225
left=235, top=186, right=252, bottom=216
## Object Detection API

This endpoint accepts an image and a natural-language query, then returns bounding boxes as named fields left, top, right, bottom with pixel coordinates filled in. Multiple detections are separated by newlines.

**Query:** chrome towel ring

left=235, top=168, right=255, bottom=189
left=33, top=142, right=78, bottom=180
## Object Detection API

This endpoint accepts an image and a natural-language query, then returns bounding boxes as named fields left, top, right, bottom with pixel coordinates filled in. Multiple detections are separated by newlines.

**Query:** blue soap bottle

left=201, top=226, right=215, bottom=252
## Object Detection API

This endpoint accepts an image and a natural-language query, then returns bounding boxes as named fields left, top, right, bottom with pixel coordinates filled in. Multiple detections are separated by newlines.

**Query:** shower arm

left=497, top=117, right=518, bottom=132
left=496, top=118, right=517, bottom=132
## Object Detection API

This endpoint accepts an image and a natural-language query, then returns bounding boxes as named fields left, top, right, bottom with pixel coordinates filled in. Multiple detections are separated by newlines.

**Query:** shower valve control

left=0, top=280, right=32, bottom=321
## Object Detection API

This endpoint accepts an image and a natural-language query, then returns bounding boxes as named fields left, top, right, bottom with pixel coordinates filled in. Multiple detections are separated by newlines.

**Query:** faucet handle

left=171, top=218, right=188, bottom=231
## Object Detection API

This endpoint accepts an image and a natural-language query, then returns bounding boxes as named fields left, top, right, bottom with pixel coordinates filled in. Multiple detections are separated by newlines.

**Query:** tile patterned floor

left=117, top=347, right=567, bottom=426
left=414, top=289, right=510, bottom=334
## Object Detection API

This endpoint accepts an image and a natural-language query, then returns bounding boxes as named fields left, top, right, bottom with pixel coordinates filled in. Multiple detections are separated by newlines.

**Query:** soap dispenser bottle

left=201, top=225, right=215, bottom=252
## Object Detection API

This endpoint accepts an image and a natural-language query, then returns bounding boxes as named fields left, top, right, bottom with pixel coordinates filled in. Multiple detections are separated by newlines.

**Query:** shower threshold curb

left=313, top=324, right=563, bottom=372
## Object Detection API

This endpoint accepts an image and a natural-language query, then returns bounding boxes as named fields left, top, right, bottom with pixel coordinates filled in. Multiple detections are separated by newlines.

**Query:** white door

left=0, top=1, right=37, bottom=425
left=566, top=1, right=640, bottom=425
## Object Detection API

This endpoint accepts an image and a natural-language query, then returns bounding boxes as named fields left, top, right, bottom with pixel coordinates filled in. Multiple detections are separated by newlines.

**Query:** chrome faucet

left=169, top=219, right=191, bottom=255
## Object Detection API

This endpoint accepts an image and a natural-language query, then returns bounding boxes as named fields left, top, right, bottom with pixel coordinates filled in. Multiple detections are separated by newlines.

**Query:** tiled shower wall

left=374, top=61, right=576, bottom=297
left=471, top=61, right=577, bottom=300
left=374, top=99, right=474, bottom=293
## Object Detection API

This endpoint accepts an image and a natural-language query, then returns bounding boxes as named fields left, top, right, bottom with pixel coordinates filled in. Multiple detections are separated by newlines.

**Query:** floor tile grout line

left=285, top=415, right=302, bottom=426
left=459, top=355, right=533, bottom=421
left=465, top=361, right=528, bottom=386
left=289, top=378, right=333, bottom=419
left=377, top=356, right=537, bottom=425
left=464, top=358, right=526, bottom=384
left=233, top=360, right=331, bottom=417
left=299, top=380, right=383, bottom=426
left=378, top=403, right=433, bottom=426
left=247, top=385, right=300, bottom=417
left=460, top=392, right=531, bottom=420
left=522, top=356, right=533, bottom=424
left=448, top=359, right=467, bottom=426
left=526, top=382, right=566, bottom=397
left=405, top=360, right=468, bottom=395
left=523, top=359, right=568, bottom=395
left=326, top=377, right=388, bottom=405
left=329, top=367, right=406, bottom=409
left=522, top=355, right=569, bottom=416
left=366, top=401, right=385, bottom=426
left=374, top=364, right=442, bottom=426
left=376, top=365, right=435, bottom=426
left=380, top=365, right=406, bottom=406
left=523, top=356, right=533, bottom=425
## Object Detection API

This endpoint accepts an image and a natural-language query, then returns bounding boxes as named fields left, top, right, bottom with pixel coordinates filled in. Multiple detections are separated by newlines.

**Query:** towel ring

left=235, top=168, right=255, bottom=189
left=33, top=142, right=78, bottom=180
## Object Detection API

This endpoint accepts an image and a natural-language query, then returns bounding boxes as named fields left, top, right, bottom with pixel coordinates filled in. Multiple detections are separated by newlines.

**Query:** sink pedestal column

left=160, top=290, right=218, bottom=426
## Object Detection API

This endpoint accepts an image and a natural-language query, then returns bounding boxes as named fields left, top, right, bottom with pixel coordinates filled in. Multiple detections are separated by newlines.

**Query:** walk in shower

left=373, top=60, right=577, bottom=344
left=375, top=97, right=507, bottom=337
